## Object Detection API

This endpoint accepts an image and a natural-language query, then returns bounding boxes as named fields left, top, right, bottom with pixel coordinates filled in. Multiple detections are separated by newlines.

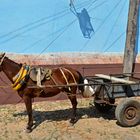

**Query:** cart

left=28, top=72, right=140, bottom=127
left=86, top=73, right=140, bottom=127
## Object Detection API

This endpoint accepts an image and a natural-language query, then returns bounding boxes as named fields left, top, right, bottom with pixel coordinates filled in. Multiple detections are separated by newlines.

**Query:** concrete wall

left=0, top=53, right=140, bottom=104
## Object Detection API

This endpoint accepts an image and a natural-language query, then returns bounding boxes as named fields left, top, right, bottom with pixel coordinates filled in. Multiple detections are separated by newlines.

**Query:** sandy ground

left=0, top=98, right=140, bottom=140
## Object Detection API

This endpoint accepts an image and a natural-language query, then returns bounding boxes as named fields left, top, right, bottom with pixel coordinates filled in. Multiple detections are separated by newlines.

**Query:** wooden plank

left=123, top=0, right=139, bottom=74
left=95, top=74, right=136, bottom=84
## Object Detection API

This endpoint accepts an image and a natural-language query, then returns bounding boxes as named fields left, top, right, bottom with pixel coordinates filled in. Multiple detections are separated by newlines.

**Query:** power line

left=94, top=0, right=123, bottom=33
left=0, top=0, right=92, bottom=41
left=21, top=22, right=77, bottom=53
left=0, top=0, right=95, bottom=46
left=88, top=0, right=111, bottom=12
left=79, top=0, right=123, bottom=51
left=0, top=10, right=68, bottom=39
left=21, top=0, right=103, bottom=53
left=79, top=0, right=113, bottom=52
left=70, top=0, right=98, bottom=12
left=103, top=32, right=125, bottom=52
left=33, top=19, right=77, bottom=59
left=87, top=0, right=99, bottom=9
left=102, top=0, right=127, bottom=52
left=0, top=12, right=70, bottom=45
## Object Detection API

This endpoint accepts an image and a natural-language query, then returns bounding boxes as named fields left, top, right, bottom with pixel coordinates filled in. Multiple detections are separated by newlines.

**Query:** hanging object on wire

left=69, top=0, right=94, bottom=39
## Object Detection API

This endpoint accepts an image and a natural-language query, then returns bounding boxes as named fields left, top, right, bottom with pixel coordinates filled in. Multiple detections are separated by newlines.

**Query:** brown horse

left=0, top=53, right=94, bottom=133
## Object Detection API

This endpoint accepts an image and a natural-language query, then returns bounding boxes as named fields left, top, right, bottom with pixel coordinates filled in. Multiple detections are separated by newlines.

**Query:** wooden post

left=123, top=0, right=139, bottom=74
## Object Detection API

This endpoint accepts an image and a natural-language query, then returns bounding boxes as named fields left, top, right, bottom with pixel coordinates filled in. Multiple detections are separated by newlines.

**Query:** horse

left=0, top=53, right=94, bottom=133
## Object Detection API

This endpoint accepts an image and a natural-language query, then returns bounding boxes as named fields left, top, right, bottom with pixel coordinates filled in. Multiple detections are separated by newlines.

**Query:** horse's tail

left=77, top=71, right=96, bottom=98
left=77, top=71, right=84, bottom=92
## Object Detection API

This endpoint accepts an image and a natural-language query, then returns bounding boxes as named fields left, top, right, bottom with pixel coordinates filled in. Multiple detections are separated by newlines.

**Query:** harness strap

left=50, top=75, right=58, bottom=85
left=59, top=67, right=77, bottom=91
left=62, top=68, right=77, bottom=84
left=59, top=68, right=69, bottom=85
left=59, top=68, right=71, bottom=91
left=12, top=65, right=30, bottom=90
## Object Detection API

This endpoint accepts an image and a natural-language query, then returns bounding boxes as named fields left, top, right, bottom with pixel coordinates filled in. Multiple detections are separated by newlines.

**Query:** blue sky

left=0, top=0, right=138, bottom=54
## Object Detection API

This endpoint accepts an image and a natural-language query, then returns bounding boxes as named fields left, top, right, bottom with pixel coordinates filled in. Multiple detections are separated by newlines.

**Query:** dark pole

left=123, top=0, right=139, bottom=74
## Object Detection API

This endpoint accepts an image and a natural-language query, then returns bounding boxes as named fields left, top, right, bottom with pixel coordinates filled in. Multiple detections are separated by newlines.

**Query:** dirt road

left=0, top=98, right=140, bottom=140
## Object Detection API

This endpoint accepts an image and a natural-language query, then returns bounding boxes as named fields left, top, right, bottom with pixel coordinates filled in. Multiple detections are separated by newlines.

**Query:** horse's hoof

left=69, top=122, right=74, bottom=127
left=70, top=118, right=78, bottom=124
left=69, top=118, right=77, bottom=126
left=25, top=128, right=32, bottom=133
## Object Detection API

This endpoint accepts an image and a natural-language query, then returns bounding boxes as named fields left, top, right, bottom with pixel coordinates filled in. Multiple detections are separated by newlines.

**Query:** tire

left=94, top=100, right=114, bottom=113
left=115, top=98, right=140, bottom=127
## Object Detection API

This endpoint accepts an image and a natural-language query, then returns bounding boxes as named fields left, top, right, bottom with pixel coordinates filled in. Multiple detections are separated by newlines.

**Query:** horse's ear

left=0, top=52, right=5, bottom=57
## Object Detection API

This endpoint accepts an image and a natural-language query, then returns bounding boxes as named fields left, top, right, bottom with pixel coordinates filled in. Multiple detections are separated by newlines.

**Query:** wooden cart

left=86, top=73, right=140, bottom=127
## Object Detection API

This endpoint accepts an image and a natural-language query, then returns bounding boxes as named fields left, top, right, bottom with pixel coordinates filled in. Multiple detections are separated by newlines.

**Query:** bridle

left=0, top=53, right=6, bottom=66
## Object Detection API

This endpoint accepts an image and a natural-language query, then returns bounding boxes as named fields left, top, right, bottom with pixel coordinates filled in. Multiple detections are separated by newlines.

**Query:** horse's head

left=0, top=53, right=6, bottom=71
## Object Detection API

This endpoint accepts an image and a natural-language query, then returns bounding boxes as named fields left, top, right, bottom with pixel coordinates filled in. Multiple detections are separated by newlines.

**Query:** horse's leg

left=68, top=90, right=78, bottom=125
left=23, top=95, right=33, bottom=133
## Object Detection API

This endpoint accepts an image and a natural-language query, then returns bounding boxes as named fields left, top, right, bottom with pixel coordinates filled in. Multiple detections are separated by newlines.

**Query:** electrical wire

left=0, top=0, right=92, bottom=41
left=79, top=0, right=113, bottom=52
left=21, top=0, right=116, bottom=54
left=102, top=0, right=127, bottom=52
left=21, top=0, right=101, bottom=53
left=86, top=0, right=100, bottom=10
left=0, top=0, right=127, bottom=55
left=88, top=0, right=110, bottom=12
left=94, top=0, right=123, bottom=34
left=103, top=32, right=125, bottom=52
left=79, top=0, right=123, bottom=51
left=21, top=22, right=77, bottom=53
left=33, top=19, right=77, bottom=60
left=0, top=11, right=70, bottom=45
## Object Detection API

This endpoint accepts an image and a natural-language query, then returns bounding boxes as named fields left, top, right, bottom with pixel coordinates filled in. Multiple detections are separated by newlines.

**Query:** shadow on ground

left=13, top=105, right=116, bottom=130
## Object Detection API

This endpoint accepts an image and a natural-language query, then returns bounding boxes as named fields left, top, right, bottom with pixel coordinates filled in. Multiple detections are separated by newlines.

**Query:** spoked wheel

left=115, top=98, right=140, bottom=127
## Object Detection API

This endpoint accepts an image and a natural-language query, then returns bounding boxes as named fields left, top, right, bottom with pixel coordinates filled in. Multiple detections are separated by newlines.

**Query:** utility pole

left=123, top=0, right=139, bottom=74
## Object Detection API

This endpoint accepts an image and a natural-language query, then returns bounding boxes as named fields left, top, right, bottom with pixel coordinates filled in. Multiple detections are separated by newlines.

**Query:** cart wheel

left=94, top=99, right=114, bottom=113
left=115, top=98, right=140, bottom=127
